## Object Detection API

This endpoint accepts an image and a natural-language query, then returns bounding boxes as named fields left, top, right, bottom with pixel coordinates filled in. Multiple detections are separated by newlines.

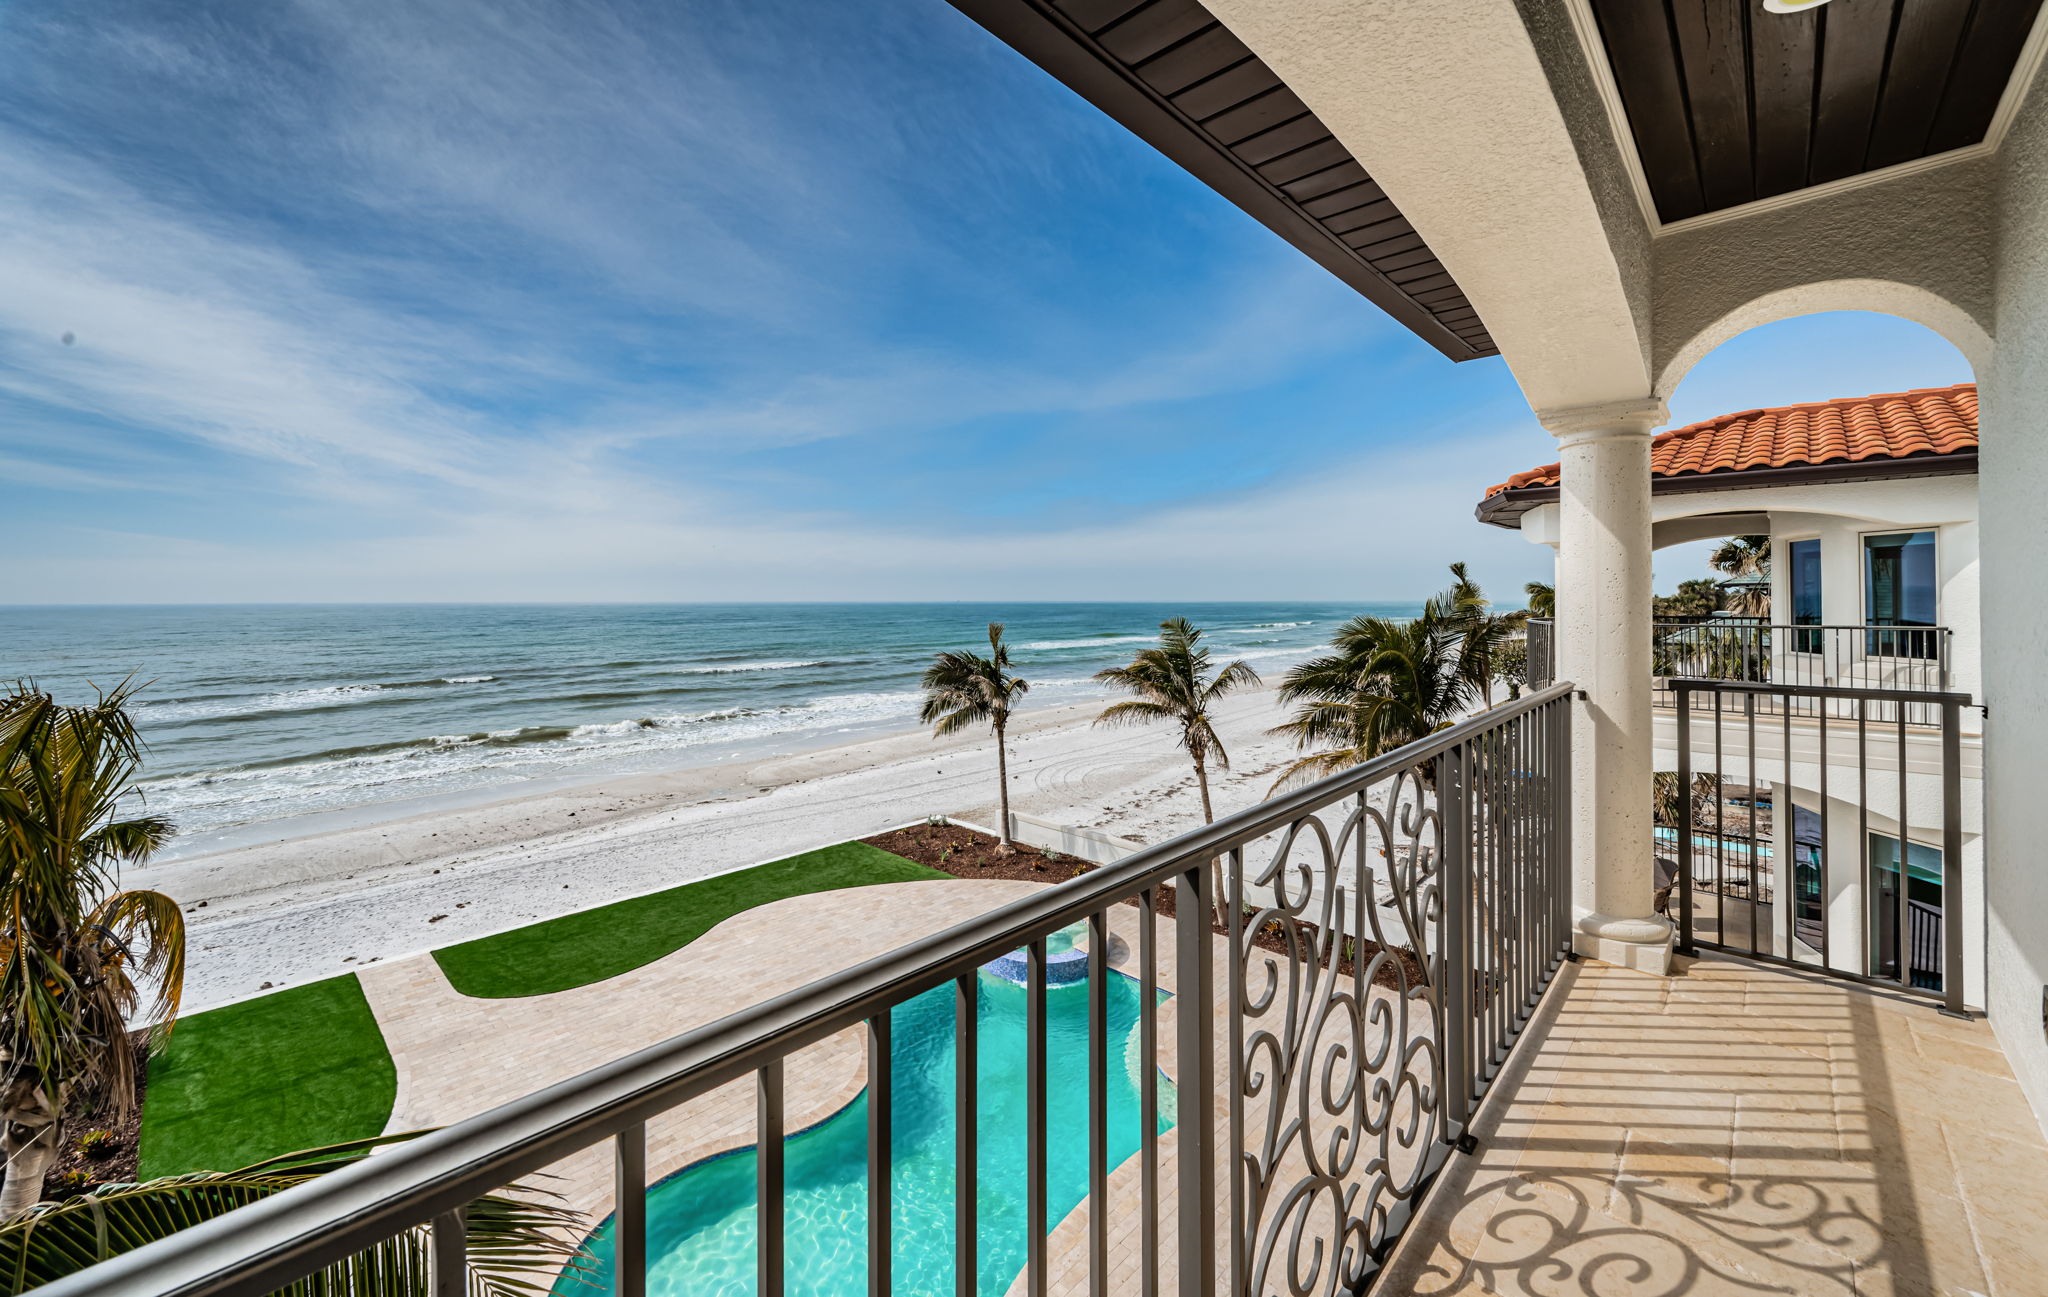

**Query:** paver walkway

left=1380, top=954, right=2048, bottom=1296
left=359, top=878, right=1050, bottom=1212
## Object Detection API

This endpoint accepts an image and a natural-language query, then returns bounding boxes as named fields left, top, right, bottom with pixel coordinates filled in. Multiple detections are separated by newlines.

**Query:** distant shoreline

left=152, top=682, right=1308, bottom=1012
left=12, top=601, right=1359, bottom=845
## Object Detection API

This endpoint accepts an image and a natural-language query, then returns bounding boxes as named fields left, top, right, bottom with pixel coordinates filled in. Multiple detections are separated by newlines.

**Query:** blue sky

left=0, top=0, right=1973, bottom=604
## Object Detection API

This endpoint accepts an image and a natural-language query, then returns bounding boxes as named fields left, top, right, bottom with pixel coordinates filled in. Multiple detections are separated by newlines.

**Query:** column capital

left=1536, top=396, right=1668, bottom=445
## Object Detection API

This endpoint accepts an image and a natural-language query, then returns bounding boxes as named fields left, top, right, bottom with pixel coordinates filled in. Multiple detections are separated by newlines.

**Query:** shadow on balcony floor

left=1380, top=954, right=2048, bottom=1296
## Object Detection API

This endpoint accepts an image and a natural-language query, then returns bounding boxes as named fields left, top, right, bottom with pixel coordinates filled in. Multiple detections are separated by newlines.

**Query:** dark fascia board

left=946, top=0, right=1488, bottom=362
left=1473, top=450, right=1981, bottom=529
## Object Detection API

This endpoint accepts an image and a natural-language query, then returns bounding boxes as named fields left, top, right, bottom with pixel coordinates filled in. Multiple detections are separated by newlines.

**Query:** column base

left=1573, top=913, right=1676, bottom=975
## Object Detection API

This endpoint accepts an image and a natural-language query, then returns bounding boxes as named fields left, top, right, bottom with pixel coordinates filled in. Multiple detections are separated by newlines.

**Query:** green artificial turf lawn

left=431, top=840, right=945, bottom=999
left=138, top=974, right=397, bottom=1178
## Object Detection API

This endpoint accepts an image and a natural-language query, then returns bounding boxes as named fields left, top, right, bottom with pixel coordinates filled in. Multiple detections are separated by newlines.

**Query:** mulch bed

left=42, top=1032, right=148, bottom=1200
left=862, top=822, right=1096, bottom=883
left=864, top=821, right=1430, bottom=991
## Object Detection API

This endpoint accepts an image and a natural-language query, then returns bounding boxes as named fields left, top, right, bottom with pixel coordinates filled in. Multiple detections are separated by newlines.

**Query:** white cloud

left=0, top=0, right=1531, bottom=607
left=5, top=425, right=1554, bottom=604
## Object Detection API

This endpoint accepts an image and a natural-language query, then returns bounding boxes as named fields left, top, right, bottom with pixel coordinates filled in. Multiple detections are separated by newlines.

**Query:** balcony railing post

left=1558, top=694, right=1573, bottom=960
left=430, top=1208, right=464, bottom=1297
left=613, top=1123, right=645, bottom=1297
left=1675, top=684, right=1695, bottom=957
left=1941, top=697, right=1967, bottom=1018
left=1440, top=742, right=1474, bottom=1151
left=758, top=1061, right=785, bottom=1297
left=1175, top=857, right=1215, bottom=1297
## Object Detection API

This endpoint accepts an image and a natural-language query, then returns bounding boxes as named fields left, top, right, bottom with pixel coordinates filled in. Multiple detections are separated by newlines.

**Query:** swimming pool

left=559, top=968, right=1173, bottom=1296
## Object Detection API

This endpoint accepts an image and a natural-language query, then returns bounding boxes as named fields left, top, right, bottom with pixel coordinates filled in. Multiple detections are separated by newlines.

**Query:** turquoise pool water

left=559, top=970, right=1173, bottom=1296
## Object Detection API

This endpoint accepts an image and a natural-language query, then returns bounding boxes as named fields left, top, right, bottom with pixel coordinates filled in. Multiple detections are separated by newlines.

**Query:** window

left=1791, top=804, right=1823, bottom=957
left=1863, top=531, right=1936, bottom=657
left=1788, top=538, right=1821, bottom=653
left=1867, top=831, right=1943, bottom=991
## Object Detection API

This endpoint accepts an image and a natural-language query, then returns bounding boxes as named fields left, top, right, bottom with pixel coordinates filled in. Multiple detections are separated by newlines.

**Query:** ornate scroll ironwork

left=1232, top=693, right=1571, bottom=1295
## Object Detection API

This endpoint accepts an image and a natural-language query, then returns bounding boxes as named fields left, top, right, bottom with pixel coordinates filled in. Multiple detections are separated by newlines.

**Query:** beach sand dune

left=154, top=686, right=1307, bottom=1009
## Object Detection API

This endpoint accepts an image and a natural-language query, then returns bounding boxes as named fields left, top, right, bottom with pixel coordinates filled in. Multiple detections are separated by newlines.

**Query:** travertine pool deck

left=358, top=878, right=1057, bottom=1211
left=1380, top=953, right=2048, bottom=1297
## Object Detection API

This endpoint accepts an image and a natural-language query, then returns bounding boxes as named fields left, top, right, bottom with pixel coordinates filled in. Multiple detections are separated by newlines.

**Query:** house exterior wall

left=1649, top=162, right=1998, bottom=393
left=1520, top=473, right=1981, bottom=699
left=1982, top=62, right=2048, bottom=1127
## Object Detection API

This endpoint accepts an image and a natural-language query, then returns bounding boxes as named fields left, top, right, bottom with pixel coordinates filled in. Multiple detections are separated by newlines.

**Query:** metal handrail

left=1655, top=621, right=1948, bottom=631
left=1671, top=676, right=1970, bottom=1017
left=42, top=686, right=1578, bottom=1297
left=1667, top=677, right=1972, bottom=707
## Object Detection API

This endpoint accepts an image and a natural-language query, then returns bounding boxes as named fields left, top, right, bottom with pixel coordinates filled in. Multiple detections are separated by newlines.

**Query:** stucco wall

left=1650, top=159, right=1998, bottom=394
left=1510, top=0, right=1653, bottom=353
left=1982, top=67, right=2048, bottom=1129
left=1521, top=475, right=1982, bottom=697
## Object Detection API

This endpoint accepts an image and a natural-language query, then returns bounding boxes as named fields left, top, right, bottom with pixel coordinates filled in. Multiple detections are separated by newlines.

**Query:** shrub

left=78, top=1130, right=117, bottom=1161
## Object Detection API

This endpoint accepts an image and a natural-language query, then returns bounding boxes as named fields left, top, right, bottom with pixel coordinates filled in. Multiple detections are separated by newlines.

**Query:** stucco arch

left=1654, top=278, right=1992, bottom=400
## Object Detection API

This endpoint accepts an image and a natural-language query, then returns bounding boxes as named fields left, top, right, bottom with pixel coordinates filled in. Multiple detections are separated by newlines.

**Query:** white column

left=1542, top=397, right=1675, bottom=973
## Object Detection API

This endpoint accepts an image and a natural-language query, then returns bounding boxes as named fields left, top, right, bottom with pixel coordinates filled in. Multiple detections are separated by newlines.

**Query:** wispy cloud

left=0, top=0, right=1540, bottom=603
left=9, top=426, right=1553, bottom=603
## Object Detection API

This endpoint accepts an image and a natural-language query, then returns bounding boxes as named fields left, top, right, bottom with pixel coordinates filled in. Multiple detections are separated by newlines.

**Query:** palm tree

left=1652, top=770, right=1720, bottom=830
left=1524, top=581, right=1555, bottom=618
left=0, top=1135, right=582, bottom=1293
left=920, top=624, right=1030, bottom=851
left=1710, top=535, right=1771, bottom=617
left=1093, top=619, right=1260, bottom=825
left=1650, top=770, right=1721, bottom=916
left=1445, top=561, right=1525, bottom=707
left=1269, top=597, right=1476, bottom=790
left=1653, top=577, right=1726, bottom=621
left=0, top=682, right=184, bottom=1217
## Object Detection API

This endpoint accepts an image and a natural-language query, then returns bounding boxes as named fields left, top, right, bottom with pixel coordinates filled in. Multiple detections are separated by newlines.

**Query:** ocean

left=2, top=603, right=1416, bottom=857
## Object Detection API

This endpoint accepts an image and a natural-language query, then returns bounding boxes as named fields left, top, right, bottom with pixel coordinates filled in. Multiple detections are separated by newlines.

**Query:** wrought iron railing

left=43, top=685, right=1578, bottom=1297
left=1523, top=617, right=1553, bottom=692
left=1524, top=619, right=1953, bottom=721
left=1670, top=678, right=1971, bottom=1015
left=1650, top=622, right=1950, bottom=712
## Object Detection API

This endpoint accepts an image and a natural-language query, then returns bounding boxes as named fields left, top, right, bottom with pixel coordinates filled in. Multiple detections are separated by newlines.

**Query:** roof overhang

left=945, top=0, right=1497, bottom=361
left=1566, top=0, right=2048, bottom=235
left=1475, top=449, right=1981, bottom=530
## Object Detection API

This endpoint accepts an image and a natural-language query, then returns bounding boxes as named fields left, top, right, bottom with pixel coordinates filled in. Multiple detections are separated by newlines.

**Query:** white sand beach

left=150, top=685, right=1310, bottom=1010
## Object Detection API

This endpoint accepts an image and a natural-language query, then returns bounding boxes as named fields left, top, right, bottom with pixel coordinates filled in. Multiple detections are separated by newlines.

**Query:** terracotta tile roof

left=1483, top=382, right=1978, bottom=498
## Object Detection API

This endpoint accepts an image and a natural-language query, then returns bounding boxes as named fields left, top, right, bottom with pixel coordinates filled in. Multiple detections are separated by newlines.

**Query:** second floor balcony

left=40, top=678, right=2042, bottom=1297
left=1526, top=618, right=1954, bottom=713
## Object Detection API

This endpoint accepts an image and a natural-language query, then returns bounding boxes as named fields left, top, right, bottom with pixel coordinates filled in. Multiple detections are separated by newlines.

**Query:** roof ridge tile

left=1482, top=381, right=1977, bottom=498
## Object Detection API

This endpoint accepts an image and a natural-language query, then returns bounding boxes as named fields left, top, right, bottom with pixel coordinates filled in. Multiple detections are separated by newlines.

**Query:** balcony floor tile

left=1379, top=953, right=2048, bottom=1296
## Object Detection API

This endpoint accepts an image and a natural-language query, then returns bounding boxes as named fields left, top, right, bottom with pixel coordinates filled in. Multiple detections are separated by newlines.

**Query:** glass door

left=1867, top=831, right=1943, bottom=991
left=1863, top=531, right=1936, bottom=658
left=1789, top=538, right=1822, bottom=654
left=1792, top=805, right=1824, bottom=957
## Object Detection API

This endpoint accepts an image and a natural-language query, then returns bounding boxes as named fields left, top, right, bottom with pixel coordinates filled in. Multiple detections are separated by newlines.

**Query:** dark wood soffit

left=1588, top=0, right=2046, bottom=224
left=1473, top=450, right=1981, bottom=529
left=945, top=0, right=1497, bottom=361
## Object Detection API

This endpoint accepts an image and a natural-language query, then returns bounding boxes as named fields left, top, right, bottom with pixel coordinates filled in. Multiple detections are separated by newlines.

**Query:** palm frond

left=0, top=1135, right=585, bottom=1296
left=1270, top=585, right=1500, bottom=790
left=86, top=889, right=186, bottom=1032
left=0, top=682, right=184, bottom=1168
left=1092, top=700, right=1176, bottom=729
left=1092, top=621, right=1256, bottom=767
